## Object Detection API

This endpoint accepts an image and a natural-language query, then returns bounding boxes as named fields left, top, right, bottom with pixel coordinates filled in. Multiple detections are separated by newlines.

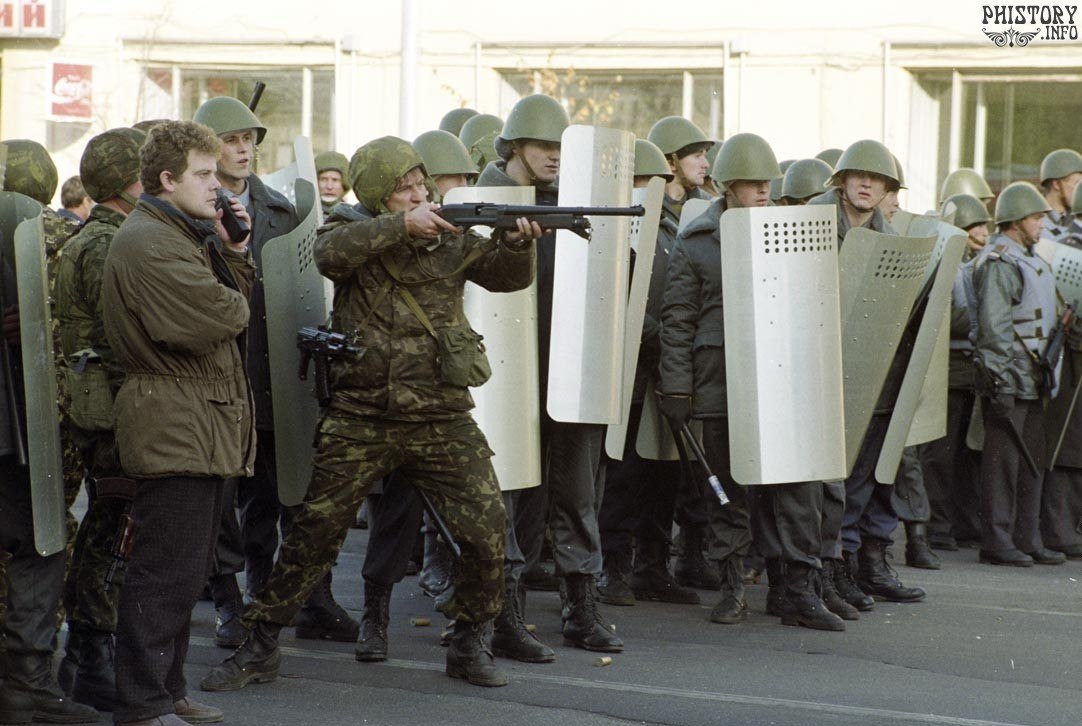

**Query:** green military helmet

left=815, top=148, right=843, bottom=168
left=633, top=139, right=674, bottom=181
left=470, top=131, right=501, bottom=170
left=412, top=130, right=477, bottom=177
left=459, top=114, right=503, bottom=171
left=891, top=153, right=907, bottom=189
left=781, top=158, right=834, bottom=202
left=829, top=139, right=899, bottom=190
left=79, top=129, right=142, bottom=204
left=193, top=96, right=267, bottom=144
left=495, top=94, right=570, bottom=160
left=770, top=159, right=796, bottom=201
left=438, top=108, right=478, bottom=136
left=349, top=136, right=427, bottom=215
left=315, top=151, right=351, bottom=192
left=994, top=181, right=1051, bottom=225
left=647, top=116, right=711, bottom=157
left=1073, top=181, right=1082, bottom=215
left=939, top=168, right=993, bottom=203
left=942, top=194, right=991, bottom=231
left=712, top=133, right=781, bottom=187
left=1, top=139, right=58, bottom=205
left=132, top=119, right=169, bottom=135
left=1039, top=148, right=1082, bottom=184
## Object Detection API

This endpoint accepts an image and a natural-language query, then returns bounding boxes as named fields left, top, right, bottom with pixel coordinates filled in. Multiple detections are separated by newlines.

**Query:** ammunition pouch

left=436, top=324, right=492, bottom=388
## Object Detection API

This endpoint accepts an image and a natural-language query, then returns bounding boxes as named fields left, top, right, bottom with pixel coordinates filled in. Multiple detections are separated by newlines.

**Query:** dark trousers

left=214, top=429, right=280, bottom=577
left=751, top=481, right=823, bottom=568
left=114, top=476, right=224, bottom=722
left=700, top=419, right=750, bottom=563
left=891, top=446, right=930, bottom=524
left=362, top=472, right=424, bottom=588
left=1042, top=467, right=1082, bottom=550
left=841, top=413, right=899, bottom=552
left=821, top=481, right=846, bottom=559
left=921, top=389, right=982, bottom=542
left=979, top=398, right=1045, bottom=553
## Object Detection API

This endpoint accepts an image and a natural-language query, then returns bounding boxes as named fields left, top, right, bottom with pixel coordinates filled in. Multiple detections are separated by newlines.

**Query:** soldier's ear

left=159, top=169, right=177, bottom=193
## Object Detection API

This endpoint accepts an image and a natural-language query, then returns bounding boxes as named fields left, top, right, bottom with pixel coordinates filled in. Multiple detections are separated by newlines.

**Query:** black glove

left=655, top=392, right=692, bottom=428
left=989, top=392, right=1015, bottom=421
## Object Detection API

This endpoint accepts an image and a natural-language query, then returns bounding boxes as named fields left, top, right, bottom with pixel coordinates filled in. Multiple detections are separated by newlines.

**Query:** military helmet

left=942, top=194, right=991, bottom=231
left=349, top=136, right=427, bottom=215
left=438, top=108, right=478, bottom=136
left=80, top=129, right=142, bottom=203
left=815, top=148, right=843, bottom=168
left=890, top=153, right=907, bottom=189
left=711, top=133, right=781, bottom=187
left=705, top=141, right=722, bottom=178
left=829, top=139, right=899, bottom=189
left=647, top=116, right=711, bottom=157
left=1039, top=148, right=1082, bottom=184
left=781, top=158, right=834, bottom=201
left=192, top=97, right=267, bottom=144
left=994, top=181, right=1051, bottom=225
left=1, top=139, right=58, bottom=205
left=459, top=114, right=503, bottom=171
left=495, top=95, right=570, bottom=160
left=939, top=168, right=993, bottom=203
left=412, top=130, right=477, bottom=177
left=315, top=151, right=351, bottom=192
left=633, top=139, right=674, bottom=181
left=1073, top=181, right=1082, bottom=215
left=132, top=119, right=169, bottom=135
left=770, top=159, right=795, bottom=202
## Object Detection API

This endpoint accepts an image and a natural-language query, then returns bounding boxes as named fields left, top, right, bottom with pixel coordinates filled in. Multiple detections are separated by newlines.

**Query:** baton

left=679, top=424, right=729, bottom=506
left=247, top=81, right=266, bottom=112
left=1004, top=415, right=1041, bottom=479
left=417, top=489, right=462, bottom=562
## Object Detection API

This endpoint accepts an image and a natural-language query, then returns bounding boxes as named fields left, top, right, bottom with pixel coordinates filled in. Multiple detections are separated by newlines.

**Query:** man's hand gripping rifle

left=438, top=204, right=645, bottom=240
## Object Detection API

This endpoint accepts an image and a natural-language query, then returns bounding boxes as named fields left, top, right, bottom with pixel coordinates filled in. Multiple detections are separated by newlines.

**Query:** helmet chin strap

left=513, top=142, right=542, bottom=183
left=669, top=152, right=696, bottom=194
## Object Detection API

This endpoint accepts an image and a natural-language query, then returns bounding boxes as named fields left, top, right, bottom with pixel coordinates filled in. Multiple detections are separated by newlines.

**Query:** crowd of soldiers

left=0, top=88, right=1080, bottom=725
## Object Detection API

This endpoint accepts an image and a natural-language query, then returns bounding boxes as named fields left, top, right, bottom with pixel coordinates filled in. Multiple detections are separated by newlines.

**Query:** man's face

left=672, top=149, right=709, bottom=187
left=318, top=170, right=345, bottom=201
left=728, top=180, right=771, bottom=208
left=163, top=150, right=220, bottom=220
left=217, top=129, right=257, bottom=182
left=384, top=167, right=428, bottom=213
left=842, top=171, right=889, bottom=212
left=966, top=222, right=989, bottom=251
left=518, top=140, right=561, bottom=184
left=1017, top=212, right=1045, bottom=246
left=1054, top=171, right=1082, bottom=210
left=878, top=190, right=900, bottom=222
left=434, top=174, right=470, bottom=198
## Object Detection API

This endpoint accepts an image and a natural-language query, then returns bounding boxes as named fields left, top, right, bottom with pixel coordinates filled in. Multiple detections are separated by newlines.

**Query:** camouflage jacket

left=314, top=202, right=535, bottom=421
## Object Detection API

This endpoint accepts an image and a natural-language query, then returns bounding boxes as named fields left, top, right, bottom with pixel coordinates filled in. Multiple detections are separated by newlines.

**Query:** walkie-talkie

left=215, top=189, right=250, bottom=244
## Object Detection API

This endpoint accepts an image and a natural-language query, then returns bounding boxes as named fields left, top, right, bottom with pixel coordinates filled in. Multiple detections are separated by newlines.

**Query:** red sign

left=50, top=63, right=92, bottom=120
left=0, top=0, right=63, bottom=38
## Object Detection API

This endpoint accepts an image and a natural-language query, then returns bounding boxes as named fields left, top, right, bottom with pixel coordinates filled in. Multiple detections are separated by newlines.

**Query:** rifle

left=679, top=424, right=729, bottom=507
left=98, top=476, right=138, bottom=586
left=1039, top=303, right=1076, bottom=395
left=297, top=326, right=366, bottom=407
left=437, top=204, right=645, bottom=241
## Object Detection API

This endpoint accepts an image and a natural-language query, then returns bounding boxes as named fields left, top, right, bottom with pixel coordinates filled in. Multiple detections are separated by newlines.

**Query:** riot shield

left=678, top=198, right=712, bottom=234
left=0, top=193, right=64, bottom=555
left=262, top=179, right=331, bottom=506
left=606, top=177, right=664, bottom=459
left=547, top=125, right=634, bottom=424
left=874, top=219, right=966, bottom=482
left=0, top=144, right=7, bottom=192
left=446, top=185, right=542, bottom=491
left=904, top=305, right=951, bottom=446
left=261, top=136, right=321, bottom=223
left=839, top=227, right=937, bottom=474
left=890, top=208, right=917, bottom=235
left=1044, top=242, right=1082, bottom=466
left=721, top=205, right=846, bottom=484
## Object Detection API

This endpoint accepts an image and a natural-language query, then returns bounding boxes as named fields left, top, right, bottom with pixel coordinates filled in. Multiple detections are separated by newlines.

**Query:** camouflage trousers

left=244, top=412, right=506, bottom=626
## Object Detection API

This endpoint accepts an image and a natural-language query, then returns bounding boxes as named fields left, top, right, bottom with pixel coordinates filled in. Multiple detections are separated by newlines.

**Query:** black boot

left=629, top=541, right=699, bottom=605
left=597, top=549, right=635, bottom=606
left=210, top=573, right=248, bottom=649
left=562, top=574, right=624, bottom=652
left=708, top=557, right=747, bottom=624
left=294, top=571, right=361, bottom=642
left=0, top=652, right=101, bottom=724
left=243, top=557, right=273, bottom=605
left=71, top=627, right=116, bottom=712
left=857, top=541, right=926, bottom=603
left=56, top=625, right=81, bottom=695
left=764, top=559, right=786, bottom=616
left=836, top=551, right=875, bottom=611
left=200, top=621, right=282, bottom=692
left=674, top=527, right=722, bottom=590
left=523, top=563, right=560, bottom=592
left=904, top=523, right=941, bottom=570
left=354, top=582, right=391, bottom=662
left=780, top=563, right=845, bottom=631
left=446, top=621, right=508, bottom=687
left=492, top=583, right=555, bottom=663
left=819, top=560, right=859, bottom=621
left=418, top=530, right=453, bottom=599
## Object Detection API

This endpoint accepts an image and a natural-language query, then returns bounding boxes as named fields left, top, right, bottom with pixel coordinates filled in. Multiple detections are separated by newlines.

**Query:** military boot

left=597, top=549, right=635, bottom=606
left=629, top=541, right=699, bottom=605
left=674, top=527, right=722, bottom=590
left=418, top=530, right=453, bottom=599
left=562, top=574, right=624, bottom=652
left=0, top=652, right=101, bottom=724
left=836, top=551, right=875, bottom=611
left=904, top=523, right=941, bottom=570
left=492, top=583, right=555, bottom=663
left=294, top=571, right=361, bottom=642
left=209, top=573, right=248, bottom=649
left=523, top=563, right=560, bottom=592
left=56, top=625, right=81, bottom=695
left=857, top=541, right=926, bottom=603
left=764, top=558, right=786, bottom=616
left=354, top=582, right=391, bottom=662
left=199, top=622, right=282, bottom=692
left=242, top=557, right=273, bottom=605
left=780, top=563, right=845, bottom=631
left=708, top=557, right=747, bottom=624
left=819, top=560, right=859, bottom=621
left=445, top=621, right=508, bottom=687
left=71, top=628, right=116, bottom=712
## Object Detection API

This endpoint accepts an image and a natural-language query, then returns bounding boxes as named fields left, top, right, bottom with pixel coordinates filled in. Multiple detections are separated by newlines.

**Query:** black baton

left=1005, top=415, right=1041, bottom=478
left=680, top=424, right=729, bottom=506
left=417, top=489, right=462, bottom=562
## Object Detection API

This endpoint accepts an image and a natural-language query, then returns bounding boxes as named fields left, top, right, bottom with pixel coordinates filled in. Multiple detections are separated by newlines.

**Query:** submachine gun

left=437, top=204, right=645, bottom=240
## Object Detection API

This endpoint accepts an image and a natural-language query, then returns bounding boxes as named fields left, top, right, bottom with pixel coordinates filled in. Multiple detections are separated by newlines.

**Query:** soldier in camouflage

left=202, top=136, right=541, bottom=690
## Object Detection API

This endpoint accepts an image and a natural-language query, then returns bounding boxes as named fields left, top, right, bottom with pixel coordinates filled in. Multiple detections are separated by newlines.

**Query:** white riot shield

left=261, top=136, right=321, bottom=223
left=721, top=205, right=846, bottom=484
left=875, top=223, right=967, bottom=482
left=890, top=208, right=917, bottom=236
left=1044, top=243, right=1082, bottom=465
left=606, top=177, right=664, bottom=459
left=839, top=228, right=937, bottom=474
left=678, top=198, right=712, bottom=234
left=547, top=125, right=633, bottom=424
left=262, top=179, right=331, bottom=506
left=445, top=185, right=542, bottom=492
left=904, top=305, right=951, bottom=446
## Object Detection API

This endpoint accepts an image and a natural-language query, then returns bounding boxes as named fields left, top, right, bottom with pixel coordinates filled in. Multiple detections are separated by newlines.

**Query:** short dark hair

left=140, top=121, right=220, bottom=195
left=60, top=176, right=86, bottom=209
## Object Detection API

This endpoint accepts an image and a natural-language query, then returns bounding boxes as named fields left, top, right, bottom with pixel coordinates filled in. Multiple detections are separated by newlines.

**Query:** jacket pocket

left=64, top=364, right=114, bottom=432
left=206, top=397, right=245, bottom=474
